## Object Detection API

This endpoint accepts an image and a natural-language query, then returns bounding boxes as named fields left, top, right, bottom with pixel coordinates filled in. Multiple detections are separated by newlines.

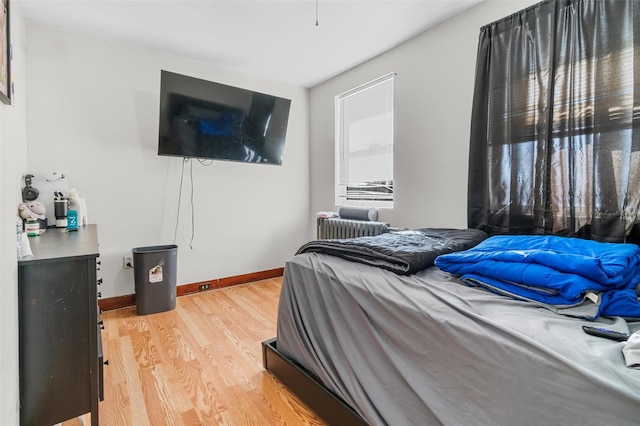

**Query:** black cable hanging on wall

left=173, top=157, right=195, bottom=250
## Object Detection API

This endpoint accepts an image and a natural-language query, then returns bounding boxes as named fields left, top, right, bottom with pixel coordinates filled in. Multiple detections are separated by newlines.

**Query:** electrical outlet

left=123, top=256, right=133, bottom=269
left=199, top=282, right=211, bottom=291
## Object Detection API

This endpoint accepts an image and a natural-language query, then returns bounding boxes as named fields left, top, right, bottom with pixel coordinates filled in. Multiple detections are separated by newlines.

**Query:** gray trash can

left=132, top=244, right=178, bottom=315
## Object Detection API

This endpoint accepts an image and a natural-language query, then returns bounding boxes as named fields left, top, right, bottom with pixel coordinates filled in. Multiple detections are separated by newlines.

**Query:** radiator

left=317, top=217, right=389, bottom=239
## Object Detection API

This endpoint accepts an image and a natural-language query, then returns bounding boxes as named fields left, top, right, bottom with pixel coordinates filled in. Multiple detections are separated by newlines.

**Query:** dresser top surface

left=19, top=224, right=99, bottom=264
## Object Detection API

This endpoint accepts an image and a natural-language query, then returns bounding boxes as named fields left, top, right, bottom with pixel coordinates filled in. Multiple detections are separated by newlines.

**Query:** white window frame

left=335, top=72, right=395, bottom=208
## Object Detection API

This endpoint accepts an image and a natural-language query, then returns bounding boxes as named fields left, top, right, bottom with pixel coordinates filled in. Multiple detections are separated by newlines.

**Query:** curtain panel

left=469, top=0, right=640, bottom=243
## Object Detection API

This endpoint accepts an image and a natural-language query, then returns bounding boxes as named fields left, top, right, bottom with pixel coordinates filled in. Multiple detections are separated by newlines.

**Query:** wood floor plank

left=107, top=383, right=131, bottom=426
left=119, top=335, right=152, bottom=426
left=99, top=278, right=326, bottom=425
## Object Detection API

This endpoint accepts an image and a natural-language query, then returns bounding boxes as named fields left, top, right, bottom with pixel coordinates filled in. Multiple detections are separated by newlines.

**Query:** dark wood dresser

left=18, top=224, right=102, bottom=426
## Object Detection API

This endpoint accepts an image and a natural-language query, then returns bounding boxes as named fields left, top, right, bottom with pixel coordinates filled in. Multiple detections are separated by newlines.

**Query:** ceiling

left=15, top=0, right=484, bottom=88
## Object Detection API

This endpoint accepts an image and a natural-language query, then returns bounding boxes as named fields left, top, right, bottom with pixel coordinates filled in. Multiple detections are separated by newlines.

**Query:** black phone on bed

left=582, top=326, right=630, bottom=342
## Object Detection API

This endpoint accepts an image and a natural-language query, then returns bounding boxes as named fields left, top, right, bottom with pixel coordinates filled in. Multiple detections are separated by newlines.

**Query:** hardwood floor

left=88, top=277, right=325, bottom=426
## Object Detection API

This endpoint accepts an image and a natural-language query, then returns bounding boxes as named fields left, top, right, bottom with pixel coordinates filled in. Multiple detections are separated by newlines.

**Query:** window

left=335, top=73, right=394, bottom=208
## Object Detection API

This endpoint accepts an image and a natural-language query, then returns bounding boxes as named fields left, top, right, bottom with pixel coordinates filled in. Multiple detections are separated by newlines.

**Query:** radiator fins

left=317, top=217, right=389, bottom=239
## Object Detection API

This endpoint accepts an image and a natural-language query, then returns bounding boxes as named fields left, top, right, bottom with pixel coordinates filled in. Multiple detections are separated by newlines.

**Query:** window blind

left=335, top=73, right=394, bottom=207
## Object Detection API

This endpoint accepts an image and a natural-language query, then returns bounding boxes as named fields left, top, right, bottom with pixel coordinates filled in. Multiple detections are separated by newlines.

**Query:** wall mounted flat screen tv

left=158, top=70, right=291, bottom=165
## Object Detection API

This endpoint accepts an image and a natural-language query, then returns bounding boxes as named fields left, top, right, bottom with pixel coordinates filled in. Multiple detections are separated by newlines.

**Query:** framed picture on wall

left=0, top=0, right=10, bottom=105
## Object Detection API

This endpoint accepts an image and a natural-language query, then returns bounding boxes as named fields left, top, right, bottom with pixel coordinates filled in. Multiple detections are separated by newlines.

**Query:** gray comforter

left=277, top=253, right=640, bottom=426
left=296, top=228, right=487, bottom=275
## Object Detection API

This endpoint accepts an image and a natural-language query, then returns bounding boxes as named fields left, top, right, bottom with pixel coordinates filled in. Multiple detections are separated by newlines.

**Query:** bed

left=263, top=229, right=640, bottom=426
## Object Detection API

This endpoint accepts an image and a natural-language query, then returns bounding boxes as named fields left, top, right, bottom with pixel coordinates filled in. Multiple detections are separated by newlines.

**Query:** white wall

left=0, top=3, right=28, bottom=424
left=25, top=24, right=310, bottom=298
left=309, top=0, right=537, bottom=230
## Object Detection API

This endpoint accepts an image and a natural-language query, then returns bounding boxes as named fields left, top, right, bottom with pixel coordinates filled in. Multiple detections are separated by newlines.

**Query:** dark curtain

left=469, top=0, right=640, bottom=243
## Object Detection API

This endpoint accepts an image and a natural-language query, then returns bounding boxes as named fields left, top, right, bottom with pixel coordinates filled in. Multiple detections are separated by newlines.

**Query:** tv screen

left=158, top=70, right=291, bottom=165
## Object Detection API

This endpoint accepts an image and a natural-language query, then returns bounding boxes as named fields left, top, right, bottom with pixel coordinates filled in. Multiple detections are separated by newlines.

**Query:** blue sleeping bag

left=435, top=235, right=640, bottom=320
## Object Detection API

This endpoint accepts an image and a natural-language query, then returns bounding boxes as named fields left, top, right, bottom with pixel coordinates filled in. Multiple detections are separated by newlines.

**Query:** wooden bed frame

left=262, top=338, right=368, bottom=426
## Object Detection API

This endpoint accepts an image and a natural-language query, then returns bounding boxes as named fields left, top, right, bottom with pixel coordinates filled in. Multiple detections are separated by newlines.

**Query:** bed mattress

left=276, top=252, right=640, bottom=426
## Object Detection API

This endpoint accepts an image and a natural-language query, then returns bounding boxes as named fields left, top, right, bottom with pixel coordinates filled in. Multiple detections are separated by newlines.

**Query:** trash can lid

left=132, top=244, right=178, bottom=254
